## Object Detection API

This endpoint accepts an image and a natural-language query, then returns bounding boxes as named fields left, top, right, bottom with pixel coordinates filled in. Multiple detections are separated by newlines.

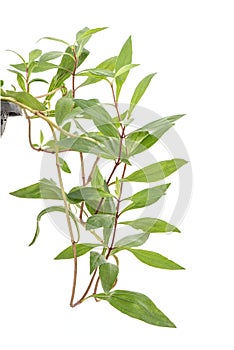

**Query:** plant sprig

left=1, top=27, right=188, bottom=328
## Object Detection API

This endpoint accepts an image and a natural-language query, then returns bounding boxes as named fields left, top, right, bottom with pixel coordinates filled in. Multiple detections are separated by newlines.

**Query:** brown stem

left=73, top=80, right=128, bottom=305
left=72, top=48, right=78, bottom=98
left=106, top=162, right=127, bottom=259
left=72, top=268, right=98, bottom=307
left=79, top=152, right=86, bottom=221
left=110, top=82, right=124, bottom=133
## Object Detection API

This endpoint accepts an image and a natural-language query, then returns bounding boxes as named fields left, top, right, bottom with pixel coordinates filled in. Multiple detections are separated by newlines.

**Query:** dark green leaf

left=114, top=233, right=150, bottom=248
left=94, top=290, right=176, bottom=327
left=86, top=214, right=115, bottom=230
left=121, top=184, right=170, bottom=213
left=29, top=49, right=42, bottom=63
left=55, top=243, right=100, bottom=260
left=90, top=251, right=106, bottom=274
left=59, top=157, right=71, bottom=173
left=115, top=36, right=132, bottom=100
left=29, top=206, right=79, bottom=246
left=125, top=248, right=184, bottom=270
left=67, top=186, right=112, bottom=204
left=55, top=97, right=74, bottom=125
left=119, top=218, right=180, bottom=233
left=4, top=90, right=46, bottom=111
left=10, top=178, right=63, bottom=200
left=99, top=263, right=119, bottom=293
left=0, top=80, right=4, bottom=87
left=129, top=73, right=156, bottom=116
left=122, top=159, right=188, bottom=183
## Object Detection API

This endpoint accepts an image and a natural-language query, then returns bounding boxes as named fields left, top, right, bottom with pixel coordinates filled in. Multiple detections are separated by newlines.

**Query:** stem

left=72, top=47, right=78, bottom=98
left=72, top=78, right=128, bottom=305
left=72, top=268, right=98, bottom=307
left=48, top=124, right=78, bottom=307
left=35, top=87, right=61, bottom=99
left=79, top=152, right=86, bottom=222
left=106, top=162, right=127, bottom=259
left=26, top=67, right=29, bottom=93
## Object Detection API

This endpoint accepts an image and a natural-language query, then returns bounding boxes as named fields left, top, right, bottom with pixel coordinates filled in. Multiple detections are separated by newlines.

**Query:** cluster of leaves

left=0, top=27, right=187, bottom=327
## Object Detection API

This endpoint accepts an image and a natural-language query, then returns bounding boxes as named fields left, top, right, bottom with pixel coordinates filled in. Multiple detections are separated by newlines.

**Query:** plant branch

left=72, top=268, right=98, bottom=307
left=47, top=123, right=78, bottom=307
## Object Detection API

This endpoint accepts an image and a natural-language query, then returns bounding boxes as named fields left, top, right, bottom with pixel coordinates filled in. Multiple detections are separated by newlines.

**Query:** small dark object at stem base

left=0, top=100, right=22, bottom=136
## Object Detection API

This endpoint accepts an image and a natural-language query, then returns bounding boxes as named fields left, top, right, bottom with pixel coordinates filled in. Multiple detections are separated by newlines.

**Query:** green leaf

left=115, top=36, right=132, bottom=100
left=38, top=36, right=69, bottom=45
left=39, top=51, right=63, bottom=62
left=126, top=115, right=184, bottom=156
left=32, top=61, right=58, bottom=73
left=120, top=218, right=180, bottom=233
left=29, top=49, right=42, bottom=63
left=4, top=90, right=46, bottom=111
left=80, top=56, right=117, bottom=87
left=55, top=97, right=74, bottom=125
left=114, top=63, right=139, bottom=78
left=47, top=46, right=88, bottom=95
left=67, top=186, right=113, bottom=204
left=29, top=206, right=79, bottom=246
left=121, top=184, right=170, bottom=213
left=76, top=27, right=107, bottom=50
left=29, top=78, right=49, bottom=85
left=94, top=290, right=176, bottom=327
left=59, top=157, right=71, bottom=173
left=55, top=243, right=100, bottom=260
left=86, top=214, right=115, bottom=230
left=46, top=46, right=76, bottom=100
left=10, top=178, right=63, bottom=200
left=115, top=177, right=121, bottom=197
left=60, top=122, right=71, bottom=140
left=6, top=49, right=26, bottom=63
left=90, top=251, right=106, bottom=274
left=114, top=233, right=150, bottom=248
left=78, top=68, right=114, bottom=78
left=56, top=136, right=103, bottom=155
left=91, top=166, right=104, bottom=188
left=79, top=103, right=120, bottom=138
left=0, top=80, right=4, bottom=87
left=125, top=248, right=184, bottom=270
left=99, top=263, right=119, bottom=293
left=122, top=159, right=188, bottom=183
left=17, top=73, right=26, bottom=91
left=40, top=130, right=44, bottom=145
left=129, top=73, right=156, bottom=116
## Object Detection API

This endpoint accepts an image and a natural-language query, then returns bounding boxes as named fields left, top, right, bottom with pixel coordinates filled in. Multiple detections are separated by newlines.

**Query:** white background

left=1, top=0, right=233, bottom=349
